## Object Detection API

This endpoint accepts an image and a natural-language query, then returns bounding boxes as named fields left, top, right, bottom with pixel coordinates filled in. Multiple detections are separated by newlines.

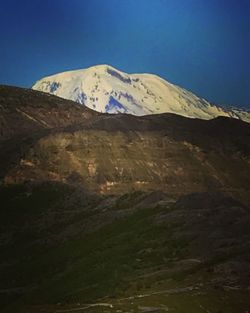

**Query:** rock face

left=32, top=64, right=250, bottom=122
left=1, top=86, right=250, bottom=205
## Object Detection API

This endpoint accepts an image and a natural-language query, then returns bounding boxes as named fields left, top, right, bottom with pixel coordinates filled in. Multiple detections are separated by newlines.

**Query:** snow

left=32, top=64, right=250, bottom=122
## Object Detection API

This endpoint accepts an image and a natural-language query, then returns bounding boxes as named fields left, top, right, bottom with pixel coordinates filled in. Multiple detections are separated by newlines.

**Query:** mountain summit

left=32, top=64, right=250, bottom=122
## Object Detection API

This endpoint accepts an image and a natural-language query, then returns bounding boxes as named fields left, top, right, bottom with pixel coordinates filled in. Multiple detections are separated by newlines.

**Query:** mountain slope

left=1, top=184, right=250, bottom=313
left=1, top=86, right=250, bottom=205
left=1, top=86, right=250, bottom=312
left=32, top=65, right=250, bottom=122
left=0, top=85, right=98, bottom=141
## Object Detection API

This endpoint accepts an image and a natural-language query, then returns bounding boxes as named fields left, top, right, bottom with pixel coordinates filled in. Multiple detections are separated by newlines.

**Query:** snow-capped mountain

left=32, top=65, right=250, bottom=122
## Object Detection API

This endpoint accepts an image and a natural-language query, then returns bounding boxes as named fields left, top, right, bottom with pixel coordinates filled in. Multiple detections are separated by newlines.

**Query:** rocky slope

left=1, top=85, right=250, bottom=205
left=32, top=65, right=250, bottom=122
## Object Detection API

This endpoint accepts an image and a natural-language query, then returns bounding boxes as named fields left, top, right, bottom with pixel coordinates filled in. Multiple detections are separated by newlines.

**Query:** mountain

left=1, top=85, right=250, bottom=312
left=32, top=64, right=250, bottom=122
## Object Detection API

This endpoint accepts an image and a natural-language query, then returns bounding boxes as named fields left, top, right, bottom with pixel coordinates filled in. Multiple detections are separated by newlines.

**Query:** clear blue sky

left=0, top=0, right=250, bottom=108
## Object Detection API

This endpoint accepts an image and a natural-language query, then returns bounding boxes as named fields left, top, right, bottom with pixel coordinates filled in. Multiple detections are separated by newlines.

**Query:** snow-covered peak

left=32, top=65, right=250, bottom=122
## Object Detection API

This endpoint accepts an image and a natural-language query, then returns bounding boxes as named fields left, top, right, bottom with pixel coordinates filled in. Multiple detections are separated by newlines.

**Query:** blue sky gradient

left=0, top=0, right=249, bottom=107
